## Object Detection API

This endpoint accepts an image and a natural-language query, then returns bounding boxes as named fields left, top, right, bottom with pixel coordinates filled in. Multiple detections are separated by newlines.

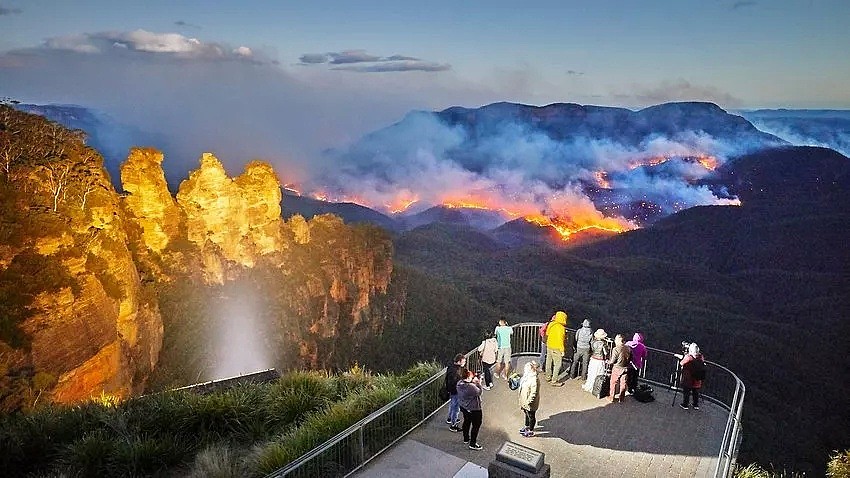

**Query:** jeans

left=482, top=361, right=494, bottom=387
left=523, top=409, right=537, bottom=430
left=682, top=387, right=700, bottom=407
left=545, top=348, right=564, bottom=383
left=447, top=393, right=460, bottom=424
left=461, top=407, right=483, bottom=446
left=570, top=347, right=590, bottom=379
left=538, top=340, right=547, bottom=365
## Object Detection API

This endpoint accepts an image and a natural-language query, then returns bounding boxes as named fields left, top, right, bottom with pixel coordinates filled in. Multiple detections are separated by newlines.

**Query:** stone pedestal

left=488, top=441, right=550, bottom=478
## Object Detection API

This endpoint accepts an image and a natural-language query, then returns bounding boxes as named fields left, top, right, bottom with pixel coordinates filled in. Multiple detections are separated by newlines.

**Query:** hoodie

left=625, top=333, right=648, bottom=369
left=545, top=311, right=568, bottom=352
left=575, top=320, right=593, bottom=349
left=457, top=379, right=482, bottom=411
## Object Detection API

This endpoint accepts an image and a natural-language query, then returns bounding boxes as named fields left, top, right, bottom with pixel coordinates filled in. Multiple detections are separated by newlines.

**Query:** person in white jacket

left=518, top=361, right=541, bottom=437
left=477, top=333, right=498, bottom=390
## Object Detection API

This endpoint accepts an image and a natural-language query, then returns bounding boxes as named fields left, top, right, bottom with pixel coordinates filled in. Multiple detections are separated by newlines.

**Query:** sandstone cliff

left=0, top=106, right=163, bottom=410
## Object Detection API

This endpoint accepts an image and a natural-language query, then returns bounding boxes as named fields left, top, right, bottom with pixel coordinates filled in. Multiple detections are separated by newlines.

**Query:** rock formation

left=0, top=106, right=163, bottom=410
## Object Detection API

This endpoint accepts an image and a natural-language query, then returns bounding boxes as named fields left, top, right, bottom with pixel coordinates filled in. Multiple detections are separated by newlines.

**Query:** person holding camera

left=477, top=332, right=498, bottom=390
left=457, top=367, right=484, bottom=450
left=677, top=343, right=706, bottom=410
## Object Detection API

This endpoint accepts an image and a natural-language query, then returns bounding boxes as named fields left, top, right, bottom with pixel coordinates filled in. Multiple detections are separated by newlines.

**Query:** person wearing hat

left=518, top=360, right=541, bottom=437
left=678, top=343, right=706, bottom=410
left=582, top=329, right=610, bottom=392
left=569, top=319, right=593, bottom=381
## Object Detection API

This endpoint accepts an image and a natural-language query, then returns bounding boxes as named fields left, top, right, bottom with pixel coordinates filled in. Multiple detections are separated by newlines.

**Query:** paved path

left=356, top=357, right=726, bottom=478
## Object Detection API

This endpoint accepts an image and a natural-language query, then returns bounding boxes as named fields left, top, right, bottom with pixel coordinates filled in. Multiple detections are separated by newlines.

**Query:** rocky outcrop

left=120, top=148, right=181, bottom=255
left=0, top=106, right=163, bottom=410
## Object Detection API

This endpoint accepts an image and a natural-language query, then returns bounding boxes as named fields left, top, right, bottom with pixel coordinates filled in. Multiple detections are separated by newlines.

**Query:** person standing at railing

left=569, top=319, right=593, bottom=381
left=625, top=332, right=647, bottom=395
left=477, top=333, right=498, bottom=390
left=445, top=354, right=466, bottom=431
left=494, top=319, right=513, bottom=380
left=608, top=334, right=631, bottom=403
left=518, top=360, right=541, bottom=437
left=457, top=367, right=484, bottom=450
left=677, top=343, right=705, bottom=410
left=544, top=311, right=568, bottom=387
left=582, top=329, right=610, bottom=392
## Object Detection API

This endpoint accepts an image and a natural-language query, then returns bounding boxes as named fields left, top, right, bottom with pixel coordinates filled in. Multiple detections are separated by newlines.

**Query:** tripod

left=670, top=362, right=682, bottom=407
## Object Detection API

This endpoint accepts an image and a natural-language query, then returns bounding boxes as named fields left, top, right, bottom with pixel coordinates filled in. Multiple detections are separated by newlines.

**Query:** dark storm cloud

left=299, top=53, right=329, bottom=64
left=328, top=50, right=382, bottom=64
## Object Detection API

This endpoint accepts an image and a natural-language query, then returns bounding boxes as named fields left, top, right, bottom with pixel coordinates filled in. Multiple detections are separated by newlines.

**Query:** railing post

left=359, top=424, right=365, bottom=465
left=421, top=387, right=425, bottom=420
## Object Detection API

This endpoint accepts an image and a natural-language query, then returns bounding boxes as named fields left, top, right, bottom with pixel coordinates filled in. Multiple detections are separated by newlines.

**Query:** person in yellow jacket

left=544, top=311, right=568, bottom=386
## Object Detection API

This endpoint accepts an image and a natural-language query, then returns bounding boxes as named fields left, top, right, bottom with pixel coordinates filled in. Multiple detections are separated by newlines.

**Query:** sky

left=0, top=0, right=848, bottom=180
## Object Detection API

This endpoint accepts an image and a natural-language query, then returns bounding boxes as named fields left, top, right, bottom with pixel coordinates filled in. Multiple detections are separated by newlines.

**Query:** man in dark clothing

left=445, top=353, right=466, bottom=430
left=569, top=319, right=593, bottom=380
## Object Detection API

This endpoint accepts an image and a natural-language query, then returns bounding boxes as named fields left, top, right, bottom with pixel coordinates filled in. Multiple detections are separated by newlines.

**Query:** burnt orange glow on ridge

left=525, top=214, right=630, bottom=241
left=385, top=195, right=419, bottom=214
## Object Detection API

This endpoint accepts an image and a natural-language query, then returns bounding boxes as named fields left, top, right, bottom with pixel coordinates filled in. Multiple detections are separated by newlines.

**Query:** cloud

left=174, top=20, right=201, bottom=29
left=566, top=70, right=584, bottom=76
left=0, top=29, right=493, bottom=188
left=731, top=1, right=757, bottom=9
left=299, top=53, right=329, bottom=64
left=37, top=29, right=261, bottom=62
left=0, top=5, right=21, bottom=15
left=614, top=79, right=743, bottom=108
left=298, top=49, right=450, bottom=73
left=328, top=50, right=382, bottom=64
left=332, top=61, right=451, bottom=73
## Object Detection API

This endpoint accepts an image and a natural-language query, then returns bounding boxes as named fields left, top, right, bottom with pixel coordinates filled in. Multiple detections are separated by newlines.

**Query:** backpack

left=692, top=359, right=707, bottom=381
left=508, top=373, right=521, bottom=390
left=633, top=384, right=655, bottom=403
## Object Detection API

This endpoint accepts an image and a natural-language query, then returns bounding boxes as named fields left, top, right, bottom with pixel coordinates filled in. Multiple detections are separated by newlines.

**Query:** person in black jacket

left=445, top=353, right=466, bottom=430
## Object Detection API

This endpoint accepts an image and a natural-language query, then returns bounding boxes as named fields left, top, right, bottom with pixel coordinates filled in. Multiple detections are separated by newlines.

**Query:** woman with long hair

left=456, top=367, right=484, bottom=450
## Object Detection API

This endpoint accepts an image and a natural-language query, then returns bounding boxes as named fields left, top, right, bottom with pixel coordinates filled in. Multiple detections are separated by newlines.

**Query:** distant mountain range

left=17, top=101, right=850, bottom=249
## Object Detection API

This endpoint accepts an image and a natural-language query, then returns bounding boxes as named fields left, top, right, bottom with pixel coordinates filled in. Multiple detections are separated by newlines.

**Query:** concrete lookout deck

left=355, top=357, right=726, bottom=478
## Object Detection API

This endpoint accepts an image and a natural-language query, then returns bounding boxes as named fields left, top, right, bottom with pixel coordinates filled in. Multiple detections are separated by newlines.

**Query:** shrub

left=827, top=450, right=850, bottom=478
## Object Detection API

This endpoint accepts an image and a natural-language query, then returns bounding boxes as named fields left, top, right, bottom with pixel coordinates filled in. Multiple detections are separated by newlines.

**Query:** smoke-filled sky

left=1, top=0, right=848, bottom=201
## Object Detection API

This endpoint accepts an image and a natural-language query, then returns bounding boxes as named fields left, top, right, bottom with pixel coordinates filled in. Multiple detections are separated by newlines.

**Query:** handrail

left=507, top=322, right=745, bottom=478
left=269, top=322, right=744, bottom=478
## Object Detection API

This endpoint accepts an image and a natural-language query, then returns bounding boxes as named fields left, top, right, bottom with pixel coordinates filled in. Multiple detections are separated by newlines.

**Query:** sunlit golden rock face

left=0, top=106, right=163, bottom=410
left=121, top=148, right=181, bottom=254
left=174, top=153, right=285, bottom=281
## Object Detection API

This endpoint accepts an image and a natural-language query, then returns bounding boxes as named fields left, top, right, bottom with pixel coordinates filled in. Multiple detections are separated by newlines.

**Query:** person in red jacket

left=678, top=343, right=706, bottom=410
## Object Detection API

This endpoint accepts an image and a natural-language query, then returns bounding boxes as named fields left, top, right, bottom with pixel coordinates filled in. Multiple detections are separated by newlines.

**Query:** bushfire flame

left=525, top=214, right=631, bottom=241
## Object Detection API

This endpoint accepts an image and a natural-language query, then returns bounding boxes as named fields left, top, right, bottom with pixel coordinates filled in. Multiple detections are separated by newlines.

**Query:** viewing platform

left=270, top=323, right=744, bottom=478
left=356, top=356, right=726, bottom=477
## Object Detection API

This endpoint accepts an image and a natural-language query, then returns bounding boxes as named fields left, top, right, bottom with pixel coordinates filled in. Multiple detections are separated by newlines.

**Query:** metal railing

left=508, top=322, right=746, bottom=478
left=269, top=322, right=745, bottom=478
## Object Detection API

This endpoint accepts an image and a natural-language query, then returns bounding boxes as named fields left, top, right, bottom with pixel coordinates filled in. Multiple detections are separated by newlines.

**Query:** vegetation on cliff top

left=0, top=362, right=440, bottom=477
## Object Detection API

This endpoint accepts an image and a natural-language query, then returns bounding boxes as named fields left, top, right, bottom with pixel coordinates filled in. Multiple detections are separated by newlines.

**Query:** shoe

left=482, top=385, right=491, bottom=391
left=446, top=418, right=452, bottom=424
left=463, top=437, right=469, bottom=443
left=521, top=430, right=535, bottom=437
left=449, top=425, right=461, bottom=432
left=468, top=443, right=483, bottom=450
left=550, top=381, right=563, bottom=387
left=693, top=405, right=700, bottom=410
left=519, top=427, right=528, bottom=433
left=680, top=404, right=689, bottom=410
